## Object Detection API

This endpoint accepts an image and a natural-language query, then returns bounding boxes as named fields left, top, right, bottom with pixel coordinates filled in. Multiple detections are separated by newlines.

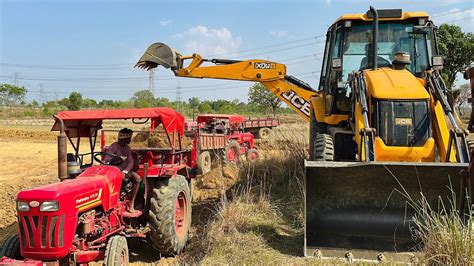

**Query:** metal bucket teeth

left=135, top=42, right=182, bottom=70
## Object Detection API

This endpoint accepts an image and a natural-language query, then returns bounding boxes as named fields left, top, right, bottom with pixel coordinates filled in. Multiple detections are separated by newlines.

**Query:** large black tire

left=0, top=234, right=21, bottom=259
left=197, top=151, right=212, bottom=175
left=313, top=134, right=334, bottom=161
left=149, top=175, right=191, bottom=256
left=103, top=235, right=129, bottom=266
left=223, top=140, right=241, bottom=164
left=468, top=139, right=474, bottom=155
left=257, top=127, right=271, bottom=140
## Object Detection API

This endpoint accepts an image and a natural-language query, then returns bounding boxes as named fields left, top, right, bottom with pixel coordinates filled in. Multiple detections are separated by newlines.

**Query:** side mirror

left=432, top=56, right=443, bottom=70
left=331, top=58, right=342, bottom=70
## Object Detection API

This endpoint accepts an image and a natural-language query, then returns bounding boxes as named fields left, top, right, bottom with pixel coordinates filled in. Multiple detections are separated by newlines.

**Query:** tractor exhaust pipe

left=53, top=115, right=68, bottom=180
left=369, top=6, right=379, bottom=70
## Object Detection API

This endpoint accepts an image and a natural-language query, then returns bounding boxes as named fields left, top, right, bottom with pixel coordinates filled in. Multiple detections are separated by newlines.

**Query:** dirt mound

left=0, top=128, right=56, bottom=141
left=192, top=166, right=239, bottom=202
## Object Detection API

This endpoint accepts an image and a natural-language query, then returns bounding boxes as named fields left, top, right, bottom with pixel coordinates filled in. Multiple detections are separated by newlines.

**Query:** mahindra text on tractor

left=1, top=107, right=196, bottom=265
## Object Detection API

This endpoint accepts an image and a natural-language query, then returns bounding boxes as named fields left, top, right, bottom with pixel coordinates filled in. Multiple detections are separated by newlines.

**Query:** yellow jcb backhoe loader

left=135, top=6, right=471, bottom=260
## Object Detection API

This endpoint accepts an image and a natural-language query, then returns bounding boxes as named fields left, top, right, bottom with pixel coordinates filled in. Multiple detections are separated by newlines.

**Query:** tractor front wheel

left=0, top=234, right=21, bottom=259
left=224, top=140, right=241, bottom=164
left=246, top=148, right=259, bottom=163
left=149, top=175, right=191, bottom=256
left=103, top=235, right=129, bottom=266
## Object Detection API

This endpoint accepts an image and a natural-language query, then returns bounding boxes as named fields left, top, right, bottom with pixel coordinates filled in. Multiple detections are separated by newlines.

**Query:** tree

left=198, top=102, right=213, bottom=113
left=452, top=83, right=470, bottom=116
left=188, top=97, right=200, bottom=109
left=131, top=90, right=155, bottom=108
left=82, top=98, right=97, bottom=109
left=248, top=83, right=281, bottom=116
left=437, top=24, right=474, bottom=91
left=67, top=91, right=83, bottom=110
left=0, top=83, right=27, bottom=106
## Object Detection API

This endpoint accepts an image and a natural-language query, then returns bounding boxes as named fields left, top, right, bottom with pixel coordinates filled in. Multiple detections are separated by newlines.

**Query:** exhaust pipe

left=53, top=115, right=68, bottom=180
left=369, top=6, right=379, bottom=70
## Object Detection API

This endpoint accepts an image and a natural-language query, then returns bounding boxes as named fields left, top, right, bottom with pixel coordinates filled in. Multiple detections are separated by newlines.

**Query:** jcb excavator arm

left=135, top=43, right=317, bottom=121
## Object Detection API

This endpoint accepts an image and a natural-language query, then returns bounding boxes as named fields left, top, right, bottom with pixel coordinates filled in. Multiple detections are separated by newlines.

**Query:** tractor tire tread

left=148, top=175, right=191, bottom=256
left=103, top=235, right=129, bottom=266
left=0, top=234, right=21, bottom=259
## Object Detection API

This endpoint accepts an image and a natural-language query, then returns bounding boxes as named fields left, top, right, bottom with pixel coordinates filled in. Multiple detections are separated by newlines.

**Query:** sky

left=1, top=0, right=473, bottom=103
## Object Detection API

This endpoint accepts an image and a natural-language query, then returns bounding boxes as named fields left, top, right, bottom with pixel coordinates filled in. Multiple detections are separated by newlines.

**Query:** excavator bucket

left=135, top=42, right=182, bottom=70
left=304, top=161, right=468, bottom=259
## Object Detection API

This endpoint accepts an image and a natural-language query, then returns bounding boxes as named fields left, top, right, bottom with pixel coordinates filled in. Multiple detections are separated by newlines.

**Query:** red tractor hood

left=15, top=165, right=123, bottom=261
left=17, top=165, right=122, bottom=212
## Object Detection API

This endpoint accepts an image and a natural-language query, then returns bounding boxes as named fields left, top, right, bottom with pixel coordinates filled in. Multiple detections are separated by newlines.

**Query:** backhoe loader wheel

left=246, top=148, right=259, bottom=163
left=197, top=151, right=212, bottom=175
left=224, top=140, right=241, bottom=164
left=314, top=134, right=334, bottom=161
left=258, top=127, right=271, bottom=140
left=149, top=175, right=191, bottom=256
left=103, top=235, right=129, bottom=266
left=0, top=234, right=21, bottom=259
left=468, top=140, right=474, bottom=155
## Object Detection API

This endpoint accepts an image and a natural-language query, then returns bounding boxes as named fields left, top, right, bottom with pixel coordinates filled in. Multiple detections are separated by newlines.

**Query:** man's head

left=118, top=128, right=133, bottom=145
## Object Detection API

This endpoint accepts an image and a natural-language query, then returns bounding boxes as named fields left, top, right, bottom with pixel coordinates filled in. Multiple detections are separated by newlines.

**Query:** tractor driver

left=105, top=128, right=141, bottom=212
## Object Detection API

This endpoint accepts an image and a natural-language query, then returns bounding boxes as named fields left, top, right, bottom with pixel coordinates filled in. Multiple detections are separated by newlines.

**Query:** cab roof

left=52, top=107, right=185, bottom=138
left=335, top=11, right=429, bottom=24
left=196, top=114, right=245, bottom=125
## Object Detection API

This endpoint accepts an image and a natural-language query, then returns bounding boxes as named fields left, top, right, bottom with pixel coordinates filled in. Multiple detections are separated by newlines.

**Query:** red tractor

left=0, top=107, right=196, bottom=265
left=195, top=114, right=258, bottom=175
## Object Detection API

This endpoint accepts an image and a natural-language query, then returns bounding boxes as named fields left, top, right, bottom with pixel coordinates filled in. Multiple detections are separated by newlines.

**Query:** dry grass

left=410, top=194, right=474, bottom=264
left=179, top=125, right=314, bottom=264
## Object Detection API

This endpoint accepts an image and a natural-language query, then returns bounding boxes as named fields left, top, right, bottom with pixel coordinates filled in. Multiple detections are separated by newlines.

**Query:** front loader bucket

left=304, top=161, right=467, bottom=257
left=135, top=42, right=182, bottom=70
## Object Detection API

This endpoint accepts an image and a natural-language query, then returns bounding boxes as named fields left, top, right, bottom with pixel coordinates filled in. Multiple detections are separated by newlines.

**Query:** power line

left=207, top=34, right=325, bottom=57
left=431, top=8, right=473, bottom=18
left=442, top=15, right=474, bottom=24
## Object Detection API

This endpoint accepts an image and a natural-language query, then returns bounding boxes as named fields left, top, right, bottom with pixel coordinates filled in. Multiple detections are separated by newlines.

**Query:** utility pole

left=14, top=72, right=19, bottom=87
left=176, top=81, right=181, bottom=112
left=148, top=68, right=155, bottom=97
left=39, top=84, right=44, bottom=104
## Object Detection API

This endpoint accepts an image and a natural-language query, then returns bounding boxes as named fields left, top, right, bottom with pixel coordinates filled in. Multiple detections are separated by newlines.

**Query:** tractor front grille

left=19, top=214, right=65, bottom=249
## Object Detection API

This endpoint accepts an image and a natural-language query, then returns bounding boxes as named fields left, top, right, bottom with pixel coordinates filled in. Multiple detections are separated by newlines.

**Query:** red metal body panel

left=16, top=166, right=122, bottom=260
left=243, top=117, right=279, bottom=129
left=199, top=134, right=227, bottom=150
left=0, top=258, right=43, bottom=266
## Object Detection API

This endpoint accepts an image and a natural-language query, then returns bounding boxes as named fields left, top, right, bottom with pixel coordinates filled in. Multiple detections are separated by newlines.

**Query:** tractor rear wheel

left=0, top=234, right=21, bottom=259
left=246, top=148, right=259, bottom=163
left=197, top=151, right=212, bottom=175
left=103, top=235, right=129, bottom=266
left=258, top=127, right=271, bottom=140
left=313, top=134, right=334, bottom=161
left=224, top=140, right=241, bottom=164
left=149, top=175, right=191, bottom=256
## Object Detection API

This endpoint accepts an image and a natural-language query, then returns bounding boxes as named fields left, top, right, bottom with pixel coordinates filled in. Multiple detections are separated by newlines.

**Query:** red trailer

left=195, top=114, right=258, bottom=174
left=0, top=107, right=196, bottom=265
left=243, top=117, right=280, bottom=140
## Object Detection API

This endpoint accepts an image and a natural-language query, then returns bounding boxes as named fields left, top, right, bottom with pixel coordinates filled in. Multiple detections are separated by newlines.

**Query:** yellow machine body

left=135, top=7, right=470, bottom=260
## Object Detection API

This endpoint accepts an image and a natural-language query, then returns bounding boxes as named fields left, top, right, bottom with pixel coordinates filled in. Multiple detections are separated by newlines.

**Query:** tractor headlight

left=40, top=201, right=59, bottom=212
left=17, top=201, right=30, bottom=212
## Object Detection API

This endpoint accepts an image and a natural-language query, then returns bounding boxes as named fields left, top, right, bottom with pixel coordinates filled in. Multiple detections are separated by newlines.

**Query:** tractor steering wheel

left=93, top=152, right=124, bottom=166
